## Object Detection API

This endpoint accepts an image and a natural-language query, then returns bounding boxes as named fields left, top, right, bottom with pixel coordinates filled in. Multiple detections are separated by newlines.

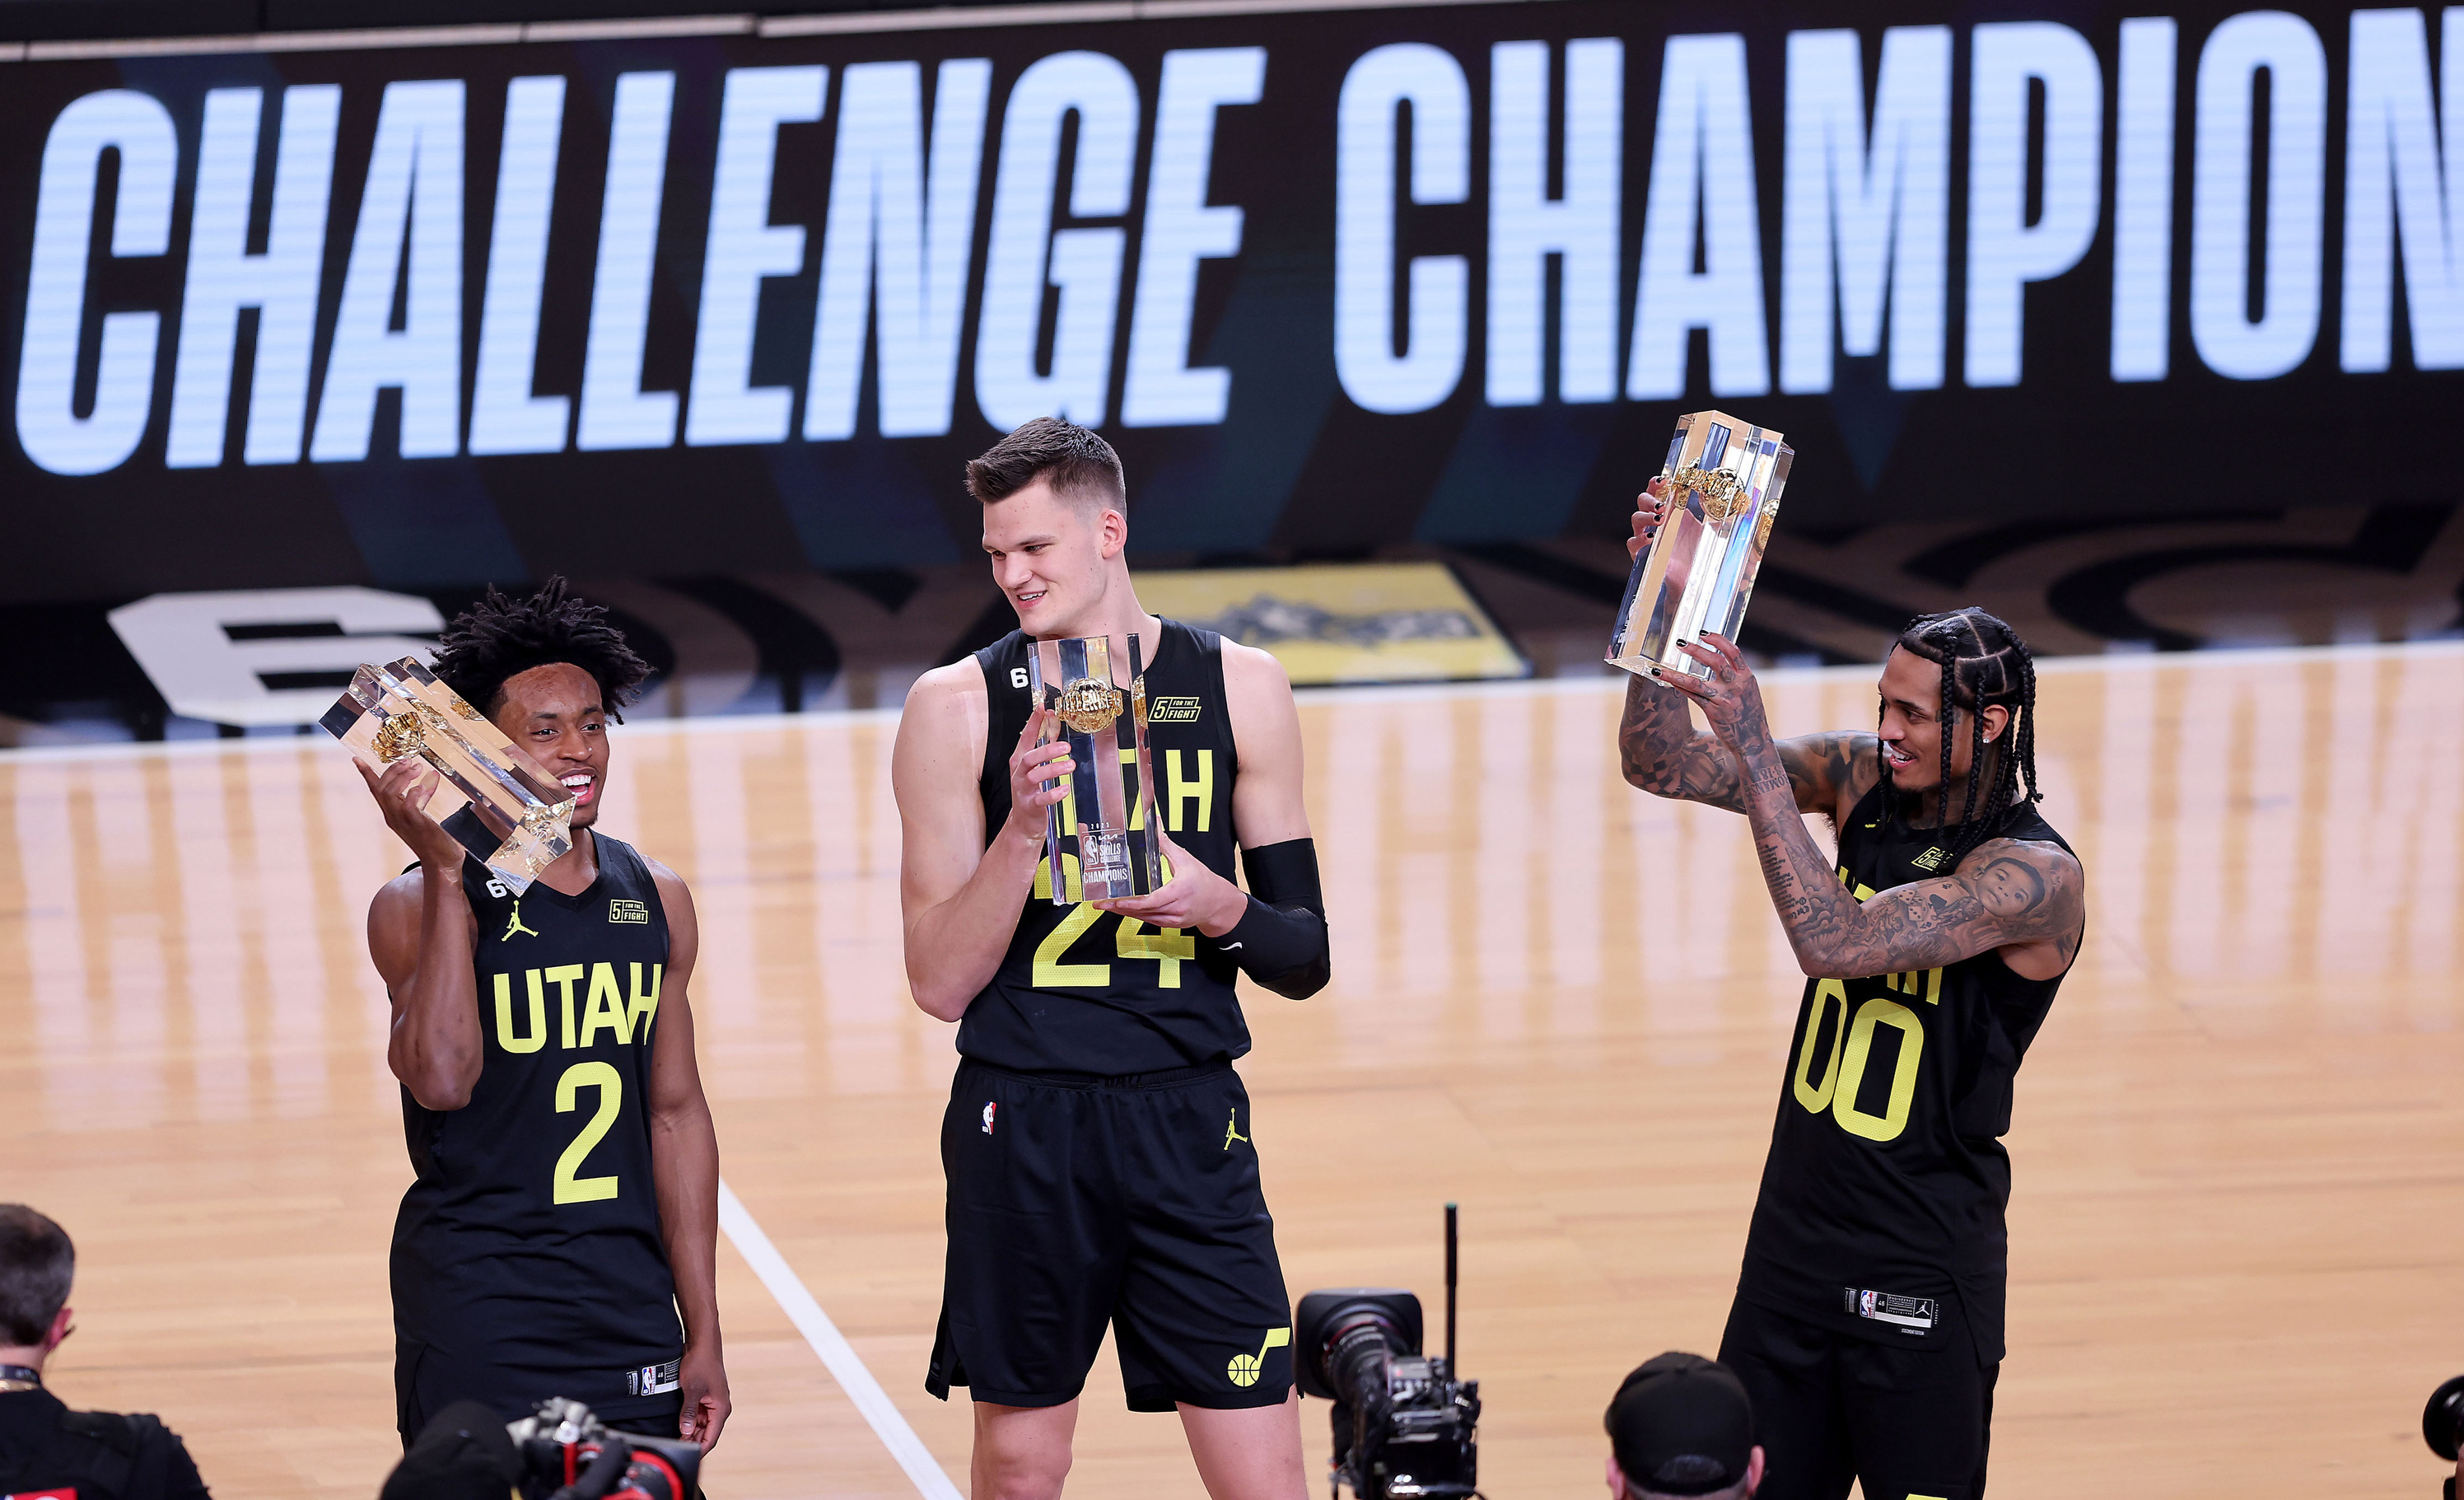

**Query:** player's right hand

left=1002, top=705, right=1075, bottom=841
left=357, top=755, right=465, bottom=872
left=1628, top=476, right=1671, bottom=560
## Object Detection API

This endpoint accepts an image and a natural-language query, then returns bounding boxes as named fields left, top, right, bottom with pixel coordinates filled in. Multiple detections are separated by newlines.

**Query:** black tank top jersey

left=966, top=620, right=1248, bottom=1074
left=390, top=810, right=682, bottom=1420
left=1735, top=783, right=2078, bottom=1366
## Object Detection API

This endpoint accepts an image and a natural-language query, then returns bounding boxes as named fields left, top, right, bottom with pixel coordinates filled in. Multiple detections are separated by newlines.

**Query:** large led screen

left=4, top=1, right=2461, bottom=600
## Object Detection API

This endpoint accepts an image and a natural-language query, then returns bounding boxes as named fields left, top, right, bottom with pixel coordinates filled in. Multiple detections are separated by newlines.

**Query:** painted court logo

left=1226, top=1326, right=1290, bottom=1386
left=1148, top=695, right=1203, bottom=723
left=982, top=1102, right=997, bottom=1135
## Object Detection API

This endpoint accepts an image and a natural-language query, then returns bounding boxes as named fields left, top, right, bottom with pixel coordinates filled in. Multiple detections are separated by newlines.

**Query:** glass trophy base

left=319, top=657, right=578, bottom=895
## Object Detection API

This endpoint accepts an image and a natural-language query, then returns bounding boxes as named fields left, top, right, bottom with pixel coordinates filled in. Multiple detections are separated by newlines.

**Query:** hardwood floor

left=2, top=641, right=2458, bottom=1499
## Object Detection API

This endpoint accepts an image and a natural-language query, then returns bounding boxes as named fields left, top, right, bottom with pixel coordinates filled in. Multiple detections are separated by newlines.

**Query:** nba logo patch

left=982, top=1102, right=996, bottom=1135
left=1859, top=1290, right=1877, bottom=1317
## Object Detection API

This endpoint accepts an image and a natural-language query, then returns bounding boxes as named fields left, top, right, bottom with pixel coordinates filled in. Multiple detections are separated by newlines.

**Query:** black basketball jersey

left=964, top=619, right=1247, bottom=1074
left=1735, top=783, right=2078, bottom=1366
left=390, top=810, right=683, bottom=1423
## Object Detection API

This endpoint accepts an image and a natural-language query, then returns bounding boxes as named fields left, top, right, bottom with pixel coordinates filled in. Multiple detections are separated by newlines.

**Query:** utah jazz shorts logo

left=1226, top=1326, right=1290, bottom=1386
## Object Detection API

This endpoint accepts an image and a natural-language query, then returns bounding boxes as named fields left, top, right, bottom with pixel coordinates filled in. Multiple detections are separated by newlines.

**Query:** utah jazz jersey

left=967, top=620, right=1246, bottom=1075
left=390, top=810, right=683, bottom=1429
left=1735, top=784, right=2077, bottom=1366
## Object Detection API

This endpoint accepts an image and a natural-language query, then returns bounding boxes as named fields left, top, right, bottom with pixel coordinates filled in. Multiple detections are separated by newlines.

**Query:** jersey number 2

left=554, top=1060, right=623, bottom=1203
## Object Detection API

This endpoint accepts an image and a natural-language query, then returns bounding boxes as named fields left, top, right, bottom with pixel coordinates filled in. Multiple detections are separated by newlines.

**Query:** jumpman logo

left=502, top=900, right=539, bottom=942
left=1223, top=1107, right=1248, bottom=1152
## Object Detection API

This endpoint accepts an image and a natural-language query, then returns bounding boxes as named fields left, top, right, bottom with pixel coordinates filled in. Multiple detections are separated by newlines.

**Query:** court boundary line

left=716, top=1178, right=964, bottom=1500
left=7, top=636, right=2459, bottom=764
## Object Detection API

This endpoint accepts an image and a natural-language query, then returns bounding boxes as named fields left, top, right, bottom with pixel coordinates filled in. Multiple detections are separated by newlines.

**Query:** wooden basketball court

left=4, top=642, right=2459, bottom=1499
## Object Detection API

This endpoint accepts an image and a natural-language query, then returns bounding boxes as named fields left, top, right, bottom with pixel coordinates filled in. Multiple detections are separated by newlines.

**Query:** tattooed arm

left=1613, top=480, right=1879, bottom=820
left=1618, top=674, right=1877, bottom=819
left=1659, top=634, right=2084, bottom=981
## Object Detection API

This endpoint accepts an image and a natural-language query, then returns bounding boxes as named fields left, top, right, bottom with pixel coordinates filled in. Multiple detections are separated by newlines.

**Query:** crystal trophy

left=1607, top=409, right=1794, bottom=682
left=319, top=657, right=578, bottom=894
left=1026, top=635, right=1164, bottom=904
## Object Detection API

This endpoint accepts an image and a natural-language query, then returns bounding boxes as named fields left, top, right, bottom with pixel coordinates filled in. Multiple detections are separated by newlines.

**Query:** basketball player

left=1617, top=486, right=2084, bottom=1500
left=893, top=418, right=1328, bottom=1500
left=356, top=581, right=730, bottom=1455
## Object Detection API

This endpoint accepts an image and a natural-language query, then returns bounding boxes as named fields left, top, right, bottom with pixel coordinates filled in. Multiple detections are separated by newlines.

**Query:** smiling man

left=357, top=580, right=729, bottom=1458
left=1617, top=486, right=2085, bottom=1500
left=893, top=418, right=1329, bottom=1500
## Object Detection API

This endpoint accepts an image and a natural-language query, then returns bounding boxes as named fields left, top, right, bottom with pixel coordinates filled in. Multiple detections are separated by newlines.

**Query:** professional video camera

left=2426, top=1374, right=2464, bottom=1500
left=382, top=1396, right=702, bottom=1500
left=1295, top=1204, right=1481, bottom=1500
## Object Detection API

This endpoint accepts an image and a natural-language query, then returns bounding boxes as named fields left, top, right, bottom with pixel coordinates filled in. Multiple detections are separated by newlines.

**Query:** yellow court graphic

left=1226, top=1327, right=1291, bottom=1387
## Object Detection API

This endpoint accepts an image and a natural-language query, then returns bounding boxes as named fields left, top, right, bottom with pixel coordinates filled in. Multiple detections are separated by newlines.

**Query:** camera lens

left=2424, top=1375, right=2464, bottom=1461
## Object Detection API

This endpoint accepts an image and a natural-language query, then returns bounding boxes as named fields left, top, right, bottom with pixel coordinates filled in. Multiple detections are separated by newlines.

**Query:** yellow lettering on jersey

left=1033, top=902, right=1110, bottom=987
left=1792, top=979, right=1850, bottom=1112
left=581, top=962, right=632, bottom=1046
left=494, top=971, right=548, bottom=1054
left=545, top=964, right=586, bottom=1049
left=1832, top=867, right=1876, bottom=900
left=553, top=1060, right=623, bottom=1203
left=1833, top=998, right=1924, bottom=1142
left=1165, top=750, right=1212, bottom=833
left=627, top=963, right=662, bottom=1039
left=1116, top=918, right=1195, bottom=988
left=1883, top=967, right=1944, bottom=1004
left=1033, top=853, right=1085, bottom=904
left=1121, top=747, right=1146, bottom=830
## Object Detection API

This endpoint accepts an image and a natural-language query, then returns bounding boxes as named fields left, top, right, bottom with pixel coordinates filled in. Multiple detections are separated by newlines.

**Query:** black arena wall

left=2, top=0, right=2459, bottom=601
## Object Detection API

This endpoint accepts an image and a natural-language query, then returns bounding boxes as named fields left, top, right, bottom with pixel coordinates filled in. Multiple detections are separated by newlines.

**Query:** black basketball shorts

left=926, top=1058, right=1295, bottom=1412
left=1716, top=1294, right=1999, bottom=1500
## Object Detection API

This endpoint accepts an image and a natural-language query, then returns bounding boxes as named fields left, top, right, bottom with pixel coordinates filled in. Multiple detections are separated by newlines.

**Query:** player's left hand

left=1092, top=830, right=1248, bottom=937
left=1652, top=633, right=1777, bottom=755
left=676, top=1341, right=730, bottom=1453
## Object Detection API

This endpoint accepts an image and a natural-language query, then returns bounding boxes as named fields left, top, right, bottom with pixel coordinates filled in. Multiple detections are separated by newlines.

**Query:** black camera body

left=1295, top=1288, right=1480, bottom=1500
left=2428, top=1374, right=2464, bottom=1500
left=383, top=1396, right=702, bottom=1500
left=509, top=1399, right=702, bottom=1500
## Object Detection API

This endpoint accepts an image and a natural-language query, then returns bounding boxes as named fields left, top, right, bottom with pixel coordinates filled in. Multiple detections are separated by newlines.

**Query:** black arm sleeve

left=1213, top=838, right=1330, bottom=1000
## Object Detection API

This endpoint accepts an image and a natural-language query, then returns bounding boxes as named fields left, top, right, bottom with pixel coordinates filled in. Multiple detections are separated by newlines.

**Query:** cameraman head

left=1, top=1204, right=211, bottom=1500
left=1605, top=1353, right=1763, bottom=1500
left=0, top=1205, right=75, bottom=1375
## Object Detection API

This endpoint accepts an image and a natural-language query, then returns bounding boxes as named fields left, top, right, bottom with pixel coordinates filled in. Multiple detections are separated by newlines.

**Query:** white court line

left=716, top=1179, right=964, bottom=1500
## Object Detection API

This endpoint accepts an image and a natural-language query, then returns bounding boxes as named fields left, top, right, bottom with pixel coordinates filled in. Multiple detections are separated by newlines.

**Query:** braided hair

left=429, top=577, right=653, bottom=722
left=1888, top=607, right=2042, bottom=869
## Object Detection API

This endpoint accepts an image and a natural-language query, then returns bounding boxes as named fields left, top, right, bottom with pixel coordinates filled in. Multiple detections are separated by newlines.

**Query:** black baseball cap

left=1605, top=1353, right=1756, bottom=1497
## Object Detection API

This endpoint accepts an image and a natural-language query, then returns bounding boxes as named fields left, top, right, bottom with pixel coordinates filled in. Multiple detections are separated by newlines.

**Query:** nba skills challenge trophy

left=1028, top=635, right=1164, bottom=902
left=320, top=657, right=579, bottom=894
left=1608, top=410, right=1794, bottom=680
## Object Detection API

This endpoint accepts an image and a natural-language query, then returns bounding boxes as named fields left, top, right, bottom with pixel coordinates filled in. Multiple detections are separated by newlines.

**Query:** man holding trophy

left=893, top=418, right=1329, bottom=1500
left=1613, top=417, right=2085, bottom=1500
left=343, top=582, right=730, bottom=1456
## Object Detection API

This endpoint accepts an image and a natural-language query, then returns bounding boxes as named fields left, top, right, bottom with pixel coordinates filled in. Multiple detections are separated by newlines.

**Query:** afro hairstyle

left=428, top=577, right=654, bottom=722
